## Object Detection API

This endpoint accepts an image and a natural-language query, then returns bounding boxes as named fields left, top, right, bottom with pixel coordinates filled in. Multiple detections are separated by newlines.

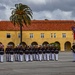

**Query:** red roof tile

left=0, top=20, right=75, bottom=31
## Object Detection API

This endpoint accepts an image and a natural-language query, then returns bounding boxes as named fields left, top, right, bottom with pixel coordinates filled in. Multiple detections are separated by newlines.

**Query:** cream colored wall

left=0, top=31, right=19, bottom=48
left=0, top=31, right=73, bottom=51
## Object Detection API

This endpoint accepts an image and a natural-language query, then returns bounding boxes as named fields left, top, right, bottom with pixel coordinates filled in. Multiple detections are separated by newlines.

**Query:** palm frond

left=10, top=3, right=32, bottom=27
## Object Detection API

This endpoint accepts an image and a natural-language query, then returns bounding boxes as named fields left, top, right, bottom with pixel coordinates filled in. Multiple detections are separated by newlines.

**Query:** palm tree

left=10, top=3, right=32, bottom=45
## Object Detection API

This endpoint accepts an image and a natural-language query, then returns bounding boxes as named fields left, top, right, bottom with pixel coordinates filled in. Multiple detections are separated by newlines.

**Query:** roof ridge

left=0, top=20, right=75, bottom=31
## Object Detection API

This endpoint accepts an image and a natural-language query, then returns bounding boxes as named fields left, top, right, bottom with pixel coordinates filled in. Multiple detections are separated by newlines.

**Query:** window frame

left=41, top=33, right=44, bottom=38
left=54, top=33, right=56, bottom=38
left=6, top=33, right=11, bottom=38
left=62, top=33, right=66, bottom=38
left=30, top=33, right=34, bottom=38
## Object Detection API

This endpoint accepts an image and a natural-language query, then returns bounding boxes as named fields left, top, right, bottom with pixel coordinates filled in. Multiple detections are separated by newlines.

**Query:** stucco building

left=0, top=20, right=75, bottom=51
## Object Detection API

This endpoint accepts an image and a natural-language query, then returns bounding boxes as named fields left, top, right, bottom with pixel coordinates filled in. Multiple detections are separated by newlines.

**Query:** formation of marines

left=0, top=44, right=60, bottom=62
left=1, top=42, right=75, bottom=63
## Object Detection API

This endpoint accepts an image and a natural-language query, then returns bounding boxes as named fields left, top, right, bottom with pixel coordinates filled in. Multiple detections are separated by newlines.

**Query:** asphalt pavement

left=0, top=52, right=75, bottom=75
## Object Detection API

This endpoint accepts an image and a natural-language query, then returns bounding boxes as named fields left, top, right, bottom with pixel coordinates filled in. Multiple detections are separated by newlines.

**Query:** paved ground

left=0, top=52, right=75, bottom=75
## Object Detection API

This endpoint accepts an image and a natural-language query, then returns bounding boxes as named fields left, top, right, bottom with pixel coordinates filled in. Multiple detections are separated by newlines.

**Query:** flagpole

left=72, top=26, right=75, bottom=44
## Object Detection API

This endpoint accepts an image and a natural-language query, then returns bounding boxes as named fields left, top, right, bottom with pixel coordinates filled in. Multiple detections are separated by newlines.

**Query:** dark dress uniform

left=23, top=47, right=26, bottom=61
left=29, top=47, right=33, bottom=61
left=14, top=47, right=18, bottom=61
left=51, top=47, right=55, bottom=61
left=19, top=47, right=23, bottom=62
left=42, top=47, right=47, bottom=61
left=33, top=47, right=36, bottom=61
left=49, top=47, right=52, bottom=60
left=54, top=48, right=59, bottom=61
left=38, top=47, right=42, bottom=61
left=71, top=44, right=75, bottom=61
left=46, top=47, right=50, bottom=61
left=0, top=47, right=4, bottom=62
left=35, top=47, right=39, bottom=61
left=10, top=48, right=14, bottom=62
left=5, top=47, right=10, bottom=62
left=25, top=46, right=30, bottom=61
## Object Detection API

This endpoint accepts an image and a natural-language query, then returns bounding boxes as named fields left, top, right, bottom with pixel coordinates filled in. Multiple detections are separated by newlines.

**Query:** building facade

left=0, top=20, right=75, bottom=51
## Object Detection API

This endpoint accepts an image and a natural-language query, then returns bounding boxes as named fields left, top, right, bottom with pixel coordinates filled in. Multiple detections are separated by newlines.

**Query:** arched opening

left=55, top=41, right=61, bottom=50
left=8, top=42, right=15, bottom=48
left=42, top=41, right=49, bottom=46
left=21, top=42, right=27, bottom=48
left=31, top=42, right=38, bottom=45
left=55, top=41, right=60, bottom=45
left=64, top=41, right=71, bottom=51
left=0, top=42, right=2, bottom=44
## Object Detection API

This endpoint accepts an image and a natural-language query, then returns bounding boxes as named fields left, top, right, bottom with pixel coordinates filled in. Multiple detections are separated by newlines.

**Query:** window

left=7, top=33, right=11, bottom=38
left=50, top=33, right=56, bottom=38
left=54, top=33, right=56, bottom=38
left=30, top=33, right=33, bottom=38
left=41, top=33, right=44, bottom=38
left=62, top=33, right=66, bottom=38
left=50, top=33, right=53, bottom=38
left=18, top=33, right=21, bottom=38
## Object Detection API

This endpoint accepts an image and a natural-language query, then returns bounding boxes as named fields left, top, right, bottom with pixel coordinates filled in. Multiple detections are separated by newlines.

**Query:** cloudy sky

left=0, top=0, right=75, bottom=21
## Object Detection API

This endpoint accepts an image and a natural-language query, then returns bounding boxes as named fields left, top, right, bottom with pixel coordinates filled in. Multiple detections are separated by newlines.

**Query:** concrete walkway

left=0, top=52, right=75, bottom=75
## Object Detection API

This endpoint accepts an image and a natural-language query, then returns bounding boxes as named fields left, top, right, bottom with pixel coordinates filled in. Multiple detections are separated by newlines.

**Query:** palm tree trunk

left=20, top=24, right=22, bottom=45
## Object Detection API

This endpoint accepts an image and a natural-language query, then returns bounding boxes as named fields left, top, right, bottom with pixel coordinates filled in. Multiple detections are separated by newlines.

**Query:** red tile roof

left=0, top=20, right=75, bottom=31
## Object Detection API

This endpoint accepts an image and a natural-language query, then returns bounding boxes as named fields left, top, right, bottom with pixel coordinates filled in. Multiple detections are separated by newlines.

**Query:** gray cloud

left=0, top=5, right=6, bottom=10
left=0, top=0, right=75, bottom=11
left=0, top=10, right=6, bottom=20
left=28, top=0, right=75, bottom=12
left=0, top=0, right=75, bottom=20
